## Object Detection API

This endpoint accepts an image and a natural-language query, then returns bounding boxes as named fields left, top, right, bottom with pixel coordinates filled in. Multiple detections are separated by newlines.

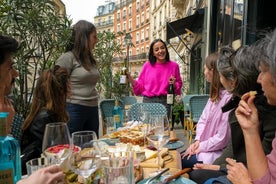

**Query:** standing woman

left=56, top=20, right=100, bottom=135
left=127, top=39, right=182, bottom=109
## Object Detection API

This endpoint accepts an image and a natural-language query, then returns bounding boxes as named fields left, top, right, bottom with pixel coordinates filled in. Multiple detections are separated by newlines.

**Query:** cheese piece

left=144, top=149, right=157, bottom=160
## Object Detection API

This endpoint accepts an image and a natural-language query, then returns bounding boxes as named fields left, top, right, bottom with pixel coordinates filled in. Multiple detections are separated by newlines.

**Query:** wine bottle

left=167, top=83, right=174, bottom=105
left=112, top=100, right=123, bottom=130
left=119, top=58, right=127, bottom=85
left=0, top=112, right=21, bottom=184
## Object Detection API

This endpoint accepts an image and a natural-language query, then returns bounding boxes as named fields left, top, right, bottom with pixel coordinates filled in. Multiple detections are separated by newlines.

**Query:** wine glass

left=141, top=111, right=151, bottom=146
left=42, top=122, right=71, bottom=165
left=146, top=115, right=170, bottom=174
left=68, top=131, right=101, bottom=184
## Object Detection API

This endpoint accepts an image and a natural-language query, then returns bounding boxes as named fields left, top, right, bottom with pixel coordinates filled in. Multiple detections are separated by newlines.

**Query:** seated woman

left=181, top=52, right=232, bottom=168
left=20, top=65, right=69, bottom=174
left=231, top=29, right=276, bottom=184
left=189, top=39, right=276, bottom=183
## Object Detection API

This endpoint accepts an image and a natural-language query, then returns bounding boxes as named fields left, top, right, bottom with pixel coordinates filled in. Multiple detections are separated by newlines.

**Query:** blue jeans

left=66, top=103, right=99, bottom=137
left=181, top=154, right=198, bottom=168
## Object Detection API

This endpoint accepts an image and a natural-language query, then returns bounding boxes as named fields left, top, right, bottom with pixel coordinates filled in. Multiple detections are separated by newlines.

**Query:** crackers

left=249, top=91, right=257, bottom=97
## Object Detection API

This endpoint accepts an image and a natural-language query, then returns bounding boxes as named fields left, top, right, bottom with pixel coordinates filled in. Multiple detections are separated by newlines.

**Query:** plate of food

left=164, top=141, right=184, bottom=150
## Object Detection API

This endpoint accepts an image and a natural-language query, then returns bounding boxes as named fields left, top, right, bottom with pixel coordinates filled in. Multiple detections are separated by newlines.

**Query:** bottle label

left=167, top=94, right=174, bottom=105
left=120, top=75, right=127, bottom=84
left=113, top=115, right=121, bottom=123
left=0, top=169, right=13, bottom=184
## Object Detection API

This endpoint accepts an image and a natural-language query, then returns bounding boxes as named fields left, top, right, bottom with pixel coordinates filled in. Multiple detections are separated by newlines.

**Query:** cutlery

left=145, top=168, right=169, bottom=184
left=157, top=168, right=192, bottom=184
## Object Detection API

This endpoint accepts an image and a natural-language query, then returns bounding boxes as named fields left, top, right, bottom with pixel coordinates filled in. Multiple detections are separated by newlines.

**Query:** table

left=141, top=150, right=182, bottom=179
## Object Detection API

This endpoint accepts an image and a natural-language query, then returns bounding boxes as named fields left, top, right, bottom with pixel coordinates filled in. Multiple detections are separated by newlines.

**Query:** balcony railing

left=113, top=53, right=148, bottom=63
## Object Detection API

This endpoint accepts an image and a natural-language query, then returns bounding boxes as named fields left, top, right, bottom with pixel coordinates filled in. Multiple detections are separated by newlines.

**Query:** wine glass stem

left=157, top=147, right=161, bottom=171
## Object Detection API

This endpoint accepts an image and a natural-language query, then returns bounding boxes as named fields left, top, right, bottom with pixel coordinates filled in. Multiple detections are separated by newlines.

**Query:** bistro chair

left=99, top=99, right=124, bottom=135
left=187, top=94, right=209, bottom=143
left=182, top=95, right=196, bottom=136
left=120, top=96, right=137, bottom=106
left=128, top=103, right=167, bottom=122
left=10, top=113, right=24, bottom=142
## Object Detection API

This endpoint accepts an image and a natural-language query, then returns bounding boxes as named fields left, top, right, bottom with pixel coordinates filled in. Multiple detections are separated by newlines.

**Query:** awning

left=166, top=8, right=205, bottom=40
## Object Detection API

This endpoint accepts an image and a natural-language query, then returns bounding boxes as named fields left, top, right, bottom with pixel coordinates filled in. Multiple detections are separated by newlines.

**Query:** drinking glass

left=42, top=122, right=71, bottom=165
left=146, top=115, right=170, bottom=173
left=68, top=131, right=101, bottom=184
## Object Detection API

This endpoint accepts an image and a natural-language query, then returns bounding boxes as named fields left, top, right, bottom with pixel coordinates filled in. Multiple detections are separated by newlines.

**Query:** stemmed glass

left=146, top=115, right=170, bottom=174
left=42, top=122, right=72, bottom=165
left=68, top=131, right=101, bottom=184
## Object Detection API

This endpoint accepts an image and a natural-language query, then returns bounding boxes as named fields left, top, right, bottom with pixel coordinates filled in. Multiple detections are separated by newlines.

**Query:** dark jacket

left=20, top=109, right=58, bottom=175
left=214, top=95, right=276, bottom=167
left=190, top=95, right=276, bottom=183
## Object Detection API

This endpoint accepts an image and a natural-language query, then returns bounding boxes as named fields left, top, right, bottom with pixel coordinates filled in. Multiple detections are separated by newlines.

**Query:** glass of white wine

left=146, top=115, right=170, bottom=174
left=68, top=131, right=101, bottom=184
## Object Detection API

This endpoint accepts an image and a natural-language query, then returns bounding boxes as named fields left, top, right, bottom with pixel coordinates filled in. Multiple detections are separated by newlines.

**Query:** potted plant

left=172, top=95, right=184, bottom=129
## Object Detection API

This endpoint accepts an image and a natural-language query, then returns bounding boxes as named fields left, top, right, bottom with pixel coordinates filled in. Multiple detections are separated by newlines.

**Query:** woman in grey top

left=56, top=20, right=100, bottom=135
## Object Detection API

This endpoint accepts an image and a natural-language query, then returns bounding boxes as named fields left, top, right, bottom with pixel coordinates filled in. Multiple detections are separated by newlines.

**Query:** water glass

left=102, top=157, right=133, bottom=184
left=26, top=157, right=50, bottom=175
left=105, top=117, right=115, bottom=134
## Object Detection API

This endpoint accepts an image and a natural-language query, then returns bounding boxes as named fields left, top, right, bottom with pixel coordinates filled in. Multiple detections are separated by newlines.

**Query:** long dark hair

left=148, top=39, right=170, bottom=65
left=65, top=20, right=97, bottom=70
left=22, top=66, right=69, bottom=131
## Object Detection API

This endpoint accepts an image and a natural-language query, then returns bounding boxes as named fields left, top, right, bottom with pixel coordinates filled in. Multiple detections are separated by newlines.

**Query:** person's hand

left=226, top=158, right=252, bottom=184
left=169, top=75, right=176, bottom=85
left=0, top=96, right=15, bottom=133
left=126, top=72, right=135, bottom=85
left=17, top=165, right=65, bottom=184
left=193, top=163, right=220, bottom=170
left=181, top=141, right=199, bottom=159
left=235, top=92, right=259, bottom=134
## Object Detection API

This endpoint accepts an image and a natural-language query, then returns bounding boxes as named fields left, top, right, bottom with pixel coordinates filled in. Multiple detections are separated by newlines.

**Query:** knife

left=145, top=168, right=170, bottom=184
left=158, top=168, right=192, bottom=183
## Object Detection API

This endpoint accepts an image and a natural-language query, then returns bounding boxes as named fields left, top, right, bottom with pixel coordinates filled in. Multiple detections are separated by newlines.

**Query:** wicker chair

left=10, top=113, right=24, bottom=142
left=120, top=96, right=137, bottom=106
left=99, top=99, right=124, bottom=135
left=128, top=102, right=167, bottom=121
left=187, top=94, right=209, bottom=143
left=182, top=95, right=196, bottom=136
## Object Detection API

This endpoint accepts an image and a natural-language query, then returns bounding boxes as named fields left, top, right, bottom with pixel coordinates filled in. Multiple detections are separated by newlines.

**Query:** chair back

left=120, top=96, right=137, bottom=106
left=189, top=95, right=209, bottom=123
left=11, top=113, right=24, bottom=142
left=99, top=99, right=124, bottom=122
left=182, top=94, right=197, bottom=113
left=128, top=103, right=167, bottom=121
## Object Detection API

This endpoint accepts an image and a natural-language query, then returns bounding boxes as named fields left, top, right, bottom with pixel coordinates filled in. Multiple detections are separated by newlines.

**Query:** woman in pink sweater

left=127, top=39, right=182, bottom=108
